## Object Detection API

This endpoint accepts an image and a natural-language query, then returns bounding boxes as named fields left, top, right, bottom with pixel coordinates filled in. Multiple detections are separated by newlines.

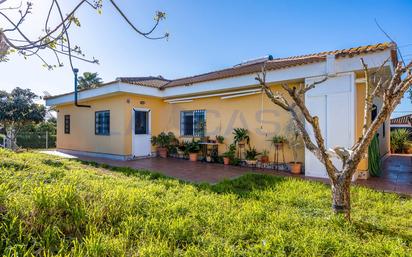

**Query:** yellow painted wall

left=122, top=94, right=169, bottom=155
left=56, top=84, right=305, bottom=163
left=355, top=75, right=390, bottom=171
left=56, top=94, right=129, bottom=156
left=356, top=82, right=368, bottom=171
left=56, top=80, right=379, bottom=172
left=124, top=84, right=305, bottom=163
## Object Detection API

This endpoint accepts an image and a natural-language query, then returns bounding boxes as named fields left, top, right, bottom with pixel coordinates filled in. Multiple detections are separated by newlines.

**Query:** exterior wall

left=125, top=84, right=305, bottom=164
left=56, top=94, right=129, bottom=157
left=355, top=74, right=391, bottom=171
left=373, top=98, right=391, bottom=157
left=55, top=80, right=376, bottom=173
left=122, top=94, right=168, bottom=155
left=355, top=82, right=368, bottom=171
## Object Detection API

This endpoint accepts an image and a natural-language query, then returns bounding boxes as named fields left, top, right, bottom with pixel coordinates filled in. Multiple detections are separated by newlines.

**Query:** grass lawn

left=0, top=149, right=411, bottom=256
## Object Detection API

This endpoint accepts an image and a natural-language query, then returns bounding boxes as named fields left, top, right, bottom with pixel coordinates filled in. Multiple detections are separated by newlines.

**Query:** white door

left=132, top=108, right=151, bottom=157
left=305, top=74, right=355, bottom=178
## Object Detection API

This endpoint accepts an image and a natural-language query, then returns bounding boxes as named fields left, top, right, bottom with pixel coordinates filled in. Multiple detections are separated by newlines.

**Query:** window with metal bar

left=95, top=110, right=110, bottom=135
left=180, top=110, right=206, bottom=137
left=64, top=115, right=70, bottom=134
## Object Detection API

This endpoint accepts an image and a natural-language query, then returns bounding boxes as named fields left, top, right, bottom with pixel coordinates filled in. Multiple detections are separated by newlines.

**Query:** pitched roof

left=391, top=114, right=412, bottom=125
left=161, top=42, right=396, bottom=88
left=46, top=42, right=396, bottom=100
left=117, top=76, right=170, bottom=88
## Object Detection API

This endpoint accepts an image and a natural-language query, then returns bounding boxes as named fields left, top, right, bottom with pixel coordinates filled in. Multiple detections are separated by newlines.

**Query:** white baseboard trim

left=57, top=148, right=133, bottom=161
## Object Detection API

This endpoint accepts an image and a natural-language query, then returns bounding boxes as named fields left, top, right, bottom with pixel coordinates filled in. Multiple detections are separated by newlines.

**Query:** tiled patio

left=43, top=151, right=412, bottom=195
left=356, top=154, right=412, bottom=195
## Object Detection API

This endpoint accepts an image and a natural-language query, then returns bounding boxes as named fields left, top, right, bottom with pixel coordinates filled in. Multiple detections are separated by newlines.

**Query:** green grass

left=0, top=149, right=411, bottom=256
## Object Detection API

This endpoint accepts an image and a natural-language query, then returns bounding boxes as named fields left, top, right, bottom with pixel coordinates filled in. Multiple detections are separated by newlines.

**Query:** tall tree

left=0, top=87, right=46, bottom=150
left=78, top=72, right=103, bottom=90
left=0, top=1, right=168, bottom=69
left=256, top=58, right=412, bottom=220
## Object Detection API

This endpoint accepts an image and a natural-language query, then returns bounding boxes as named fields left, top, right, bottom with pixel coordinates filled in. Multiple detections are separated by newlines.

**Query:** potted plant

left=222, top=143, right=236, bottom=165
left=185, top=139, right=200, bottom=161
left=197, top=120, right=207, bottom=142
left=261, top=149, right=269, bottom=163
left=177, top=144, right=185, bottom=158
left=151, top=132, right=175, bottom=158
left=233, top=128, right=250, bottom=147
left=270, top=135, right=287, bottom=147
left=215, top=135, right=225, bottom=144
left=245, top=146, right=260, bottom=165
left=286, top=121, right=303, bottom=174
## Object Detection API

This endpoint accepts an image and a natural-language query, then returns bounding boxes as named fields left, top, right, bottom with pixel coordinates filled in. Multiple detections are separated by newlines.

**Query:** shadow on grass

left=42, top=159, right=67, bottom=168
left=74, top=159, right=287, bottom=198
left=0, top=159, right=29, bottom=171
left=198, top=173, right=287, bottom=198
left=352, top=220, right=412, bottom=243
left=75, top=159, right=173, bottom=181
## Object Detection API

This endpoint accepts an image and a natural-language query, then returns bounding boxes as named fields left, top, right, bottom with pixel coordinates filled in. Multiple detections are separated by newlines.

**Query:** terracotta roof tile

left=161, top=42, right=396, bottom=88
left=391, top=114, right=412, bottom=125
left=117, top=76, right=170, bottom=88
left=46, top=42, right=396, bottom=100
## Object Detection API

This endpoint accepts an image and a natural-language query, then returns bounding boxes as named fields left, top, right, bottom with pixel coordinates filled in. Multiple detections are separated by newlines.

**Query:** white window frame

left=180, top=110, right=206, bottom=137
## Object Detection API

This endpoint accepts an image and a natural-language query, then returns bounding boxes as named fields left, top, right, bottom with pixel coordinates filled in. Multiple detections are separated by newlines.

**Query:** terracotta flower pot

left=261, top=156, right=269, bottom=163
left=189, top=153, right=198, bottom=162
left=157, top=147, right=168, bottom=158
left=223, top=157, right=230, bottom=165
left=289, top=162, right=302, bottom=174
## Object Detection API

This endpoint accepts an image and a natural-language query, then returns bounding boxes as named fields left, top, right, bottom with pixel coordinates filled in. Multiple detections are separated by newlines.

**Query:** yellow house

left=45, top=42, right=396, bottom=179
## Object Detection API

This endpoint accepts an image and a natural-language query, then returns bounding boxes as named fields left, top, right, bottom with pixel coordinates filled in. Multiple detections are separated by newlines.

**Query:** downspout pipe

left=73, top=68, right=91, bottom=108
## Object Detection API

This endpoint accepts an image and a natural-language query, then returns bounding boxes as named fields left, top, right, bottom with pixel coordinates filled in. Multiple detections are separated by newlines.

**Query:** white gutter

left=167, top=100, right=194, bottom=104
left=164, top=88, right=261, bottom=102
left=221, top=91, right=260, bottom=99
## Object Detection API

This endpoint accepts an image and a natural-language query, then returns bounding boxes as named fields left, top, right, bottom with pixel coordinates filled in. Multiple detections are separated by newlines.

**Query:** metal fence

left=0, top=132, right=56, bottom=149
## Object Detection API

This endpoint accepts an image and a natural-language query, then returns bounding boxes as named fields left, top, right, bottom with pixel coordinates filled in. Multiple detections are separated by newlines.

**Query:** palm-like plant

left=78, top=72, right=103, bottom=90
left=245, top=146, right=260, bottom=160
left=232, top=128, right=250, bottom=146
left=390, top=129, right=411, bottom=153
left=270, top=135, right=287, bottom=146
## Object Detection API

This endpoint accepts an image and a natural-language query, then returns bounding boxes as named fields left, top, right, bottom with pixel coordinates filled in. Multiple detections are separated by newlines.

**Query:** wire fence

left=0, top=132, right=56, bottom=149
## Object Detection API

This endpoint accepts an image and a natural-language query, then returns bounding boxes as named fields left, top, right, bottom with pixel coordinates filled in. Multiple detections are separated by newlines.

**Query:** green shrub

left=390, top=128, right=411, bottom=153
left=0, top=148, right=411, bottom=256
left=16, top=132, right=56, bottom=149
left=245, top=146, right=260, bottom=160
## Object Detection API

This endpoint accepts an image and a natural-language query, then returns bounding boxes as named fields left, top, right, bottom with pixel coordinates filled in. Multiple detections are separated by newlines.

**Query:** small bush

left=390, top=128, right=411, bottom=153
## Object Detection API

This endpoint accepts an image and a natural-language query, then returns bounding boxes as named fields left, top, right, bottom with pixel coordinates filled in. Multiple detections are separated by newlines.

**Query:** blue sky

left=2, top=0, right=412, bottom=116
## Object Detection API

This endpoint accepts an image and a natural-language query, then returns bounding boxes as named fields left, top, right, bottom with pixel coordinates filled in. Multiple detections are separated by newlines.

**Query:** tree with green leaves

left=78, top=72, right=103, bottom=90
left=0, top=88, right=46, bottom=150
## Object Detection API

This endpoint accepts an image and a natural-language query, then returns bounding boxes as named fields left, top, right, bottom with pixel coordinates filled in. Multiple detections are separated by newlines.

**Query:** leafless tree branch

left=0, top=0, right=168, bottom=70
left=256, top=56, right=412, bottom=220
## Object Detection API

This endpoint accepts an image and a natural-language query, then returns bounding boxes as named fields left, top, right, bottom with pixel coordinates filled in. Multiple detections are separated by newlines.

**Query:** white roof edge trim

left=46, top=82, right=163, bottom=106
left=46, top=50, right=393, bottom=106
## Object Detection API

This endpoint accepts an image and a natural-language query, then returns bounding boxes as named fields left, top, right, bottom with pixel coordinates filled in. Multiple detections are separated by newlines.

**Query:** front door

left=132, top=108, right=151, bottom=157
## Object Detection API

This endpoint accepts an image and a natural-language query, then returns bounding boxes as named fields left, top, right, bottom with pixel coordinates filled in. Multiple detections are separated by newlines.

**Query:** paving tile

left=52, top=152, right=412, bottom=196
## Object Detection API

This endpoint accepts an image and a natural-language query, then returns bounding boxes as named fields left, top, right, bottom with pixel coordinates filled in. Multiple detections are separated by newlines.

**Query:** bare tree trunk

left=5, top=127, right=17, bottom=151
left=331, top=173, right=352, bottom=220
